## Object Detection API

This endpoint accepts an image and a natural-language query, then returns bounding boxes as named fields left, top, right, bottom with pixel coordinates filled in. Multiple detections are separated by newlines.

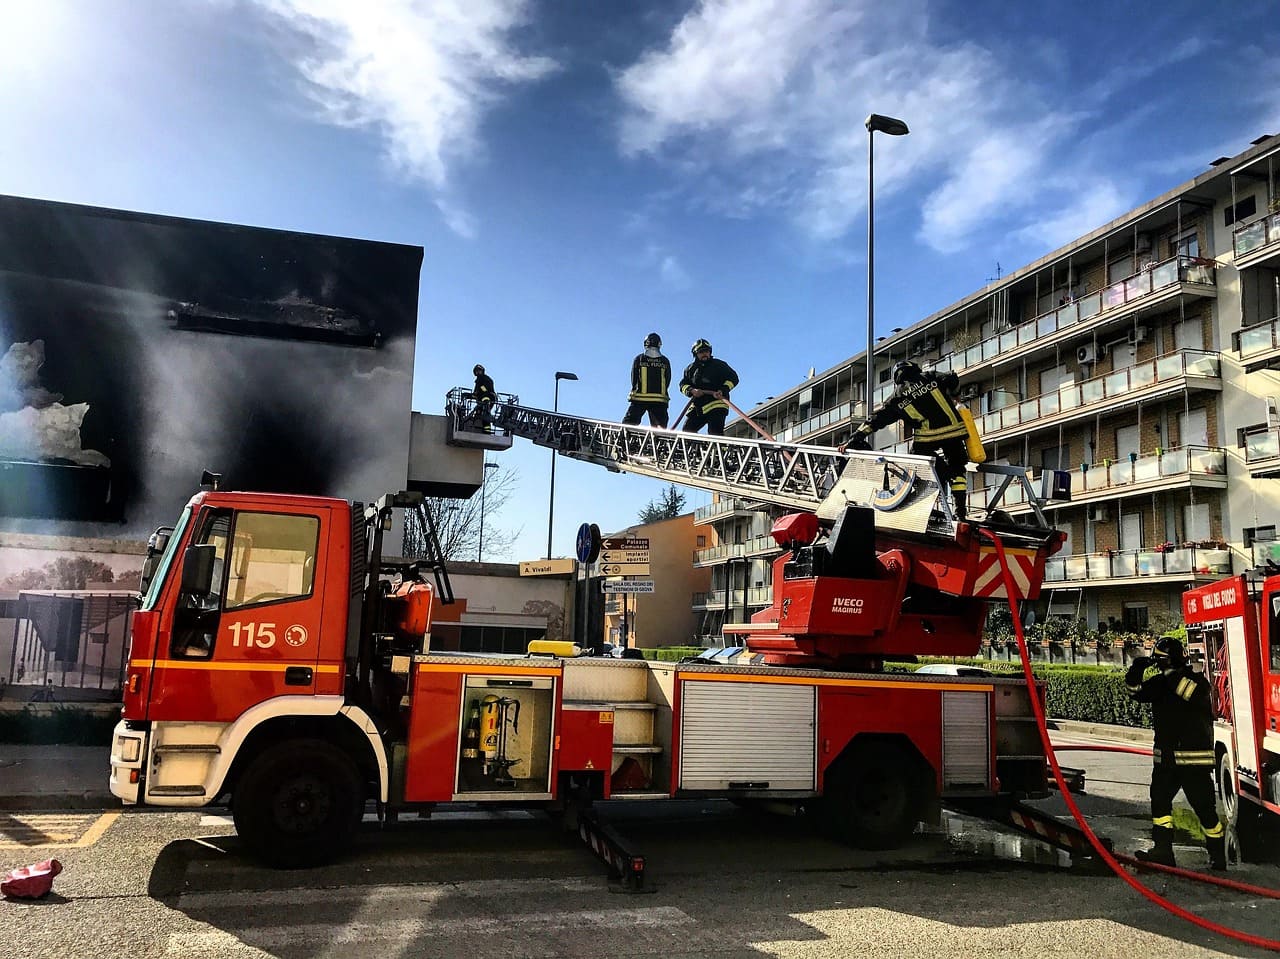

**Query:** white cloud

left=248, top=0, right=557, bottom=236
left=659, top=254, right=692, bottom=291
left=614, top=0, right=1127, bottom=254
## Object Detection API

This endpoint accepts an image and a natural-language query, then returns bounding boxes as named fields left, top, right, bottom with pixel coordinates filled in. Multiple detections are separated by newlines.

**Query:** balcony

left=1244, top=428, right=1280, bottom=478
left=744, top=533, right=781, bottom=557
left=773, top=399, right=859, bottom=445
left=934, top=256, right=1216, bottom=380
left=1237, top=314, right=1280, bottom=374
left=975, top=351, right=1221, bottom=445
left=693, top=542, right=747, bottom=566
left=747, top=586, right=773, bottom=607
left=691, top=589, right=745, bottom=610
left=1044, top=545, right=1233, bottom=587
left=969, top=445, right=1228, bottom=515
left=693, top=497, right=762, bottom=525
left=1233, top=212, right=1280, bottom=270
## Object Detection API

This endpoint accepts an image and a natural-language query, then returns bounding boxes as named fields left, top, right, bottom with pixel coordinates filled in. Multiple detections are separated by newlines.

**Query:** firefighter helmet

left=892, top=360, right=923, bottom=385
left=691, top=338, right=712, bottom=356
left=1153, top=634, right=1186, bottom=666
left=644, top=332, right=662, bottom=349
left=473, top=364, right=485, bottom=375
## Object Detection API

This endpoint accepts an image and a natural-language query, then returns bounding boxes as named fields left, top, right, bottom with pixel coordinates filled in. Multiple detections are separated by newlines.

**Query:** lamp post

left=477, top=460, right=499, bottom=562
left=864, top=112, right=909, bottom=416
left=547, top=371, right=578, bottom=559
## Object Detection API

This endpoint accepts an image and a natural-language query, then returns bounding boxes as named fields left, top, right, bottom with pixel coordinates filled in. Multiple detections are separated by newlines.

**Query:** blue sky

left=3, top=0, right=1278, bottom=560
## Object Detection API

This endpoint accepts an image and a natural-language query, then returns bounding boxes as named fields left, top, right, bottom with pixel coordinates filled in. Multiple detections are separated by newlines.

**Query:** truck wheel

left=1217, top=750, right=1268, bottom=863
left=232, top=739, right=364, bottom=868
left=821, top=743, right=927, bottom=850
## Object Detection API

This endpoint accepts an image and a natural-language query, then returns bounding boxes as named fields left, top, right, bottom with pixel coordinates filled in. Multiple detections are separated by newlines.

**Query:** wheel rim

left=272, top=774, right=335, bottom=835
left=1218, top=755, right=1239, bottom=822
left=854, top=771, right=908, bottom=830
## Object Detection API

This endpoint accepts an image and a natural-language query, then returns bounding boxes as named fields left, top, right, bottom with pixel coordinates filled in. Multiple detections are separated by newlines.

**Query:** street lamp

left=864, top=112, right=909, bottom=416
left=477, top=459, right=499, bottom=562
left=547, top=371, right=578, bottom=559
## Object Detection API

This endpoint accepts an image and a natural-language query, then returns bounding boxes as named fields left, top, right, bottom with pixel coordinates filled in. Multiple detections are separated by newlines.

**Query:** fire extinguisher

left=480, top=694, right=521, bottom=780
left=480, top=694, right=501, bottom=767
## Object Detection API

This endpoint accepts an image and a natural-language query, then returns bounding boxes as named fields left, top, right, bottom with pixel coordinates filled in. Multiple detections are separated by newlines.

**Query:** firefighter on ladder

left=1127, top=633, right=1227, bottom=870
left=622, top=332, right=671, bottom=427
left=841, top=360, right=974, bottom=519
left=679, top=338, right=738, bottom=436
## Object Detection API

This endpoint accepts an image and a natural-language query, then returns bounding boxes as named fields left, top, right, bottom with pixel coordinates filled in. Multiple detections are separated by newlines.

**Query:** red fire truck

left=1181, top=575, right=1280, bottom=860
left=110, top=400, right=1069, bottom=872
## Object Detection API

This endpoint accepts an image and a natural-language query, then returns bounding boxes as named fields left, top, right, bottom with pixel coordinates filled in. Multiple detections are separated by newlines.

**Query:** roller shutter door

left=942, top=691, right=990, bottom=789
left=679, top=681, right=816, bottom=790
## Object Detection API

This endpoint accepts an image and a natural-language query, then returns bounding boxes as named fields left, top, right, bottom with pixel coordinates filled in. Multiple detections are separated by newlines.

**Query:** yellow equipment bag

left=958, top=406, right=987, bottom=464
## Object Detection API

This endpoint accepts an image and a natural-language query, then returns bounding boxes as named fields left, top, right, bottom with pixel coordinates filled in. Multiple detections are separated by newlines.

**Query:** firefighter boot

left=952, top=489, right=967, bottom=521
left=1205, top=834, right=1227, bottom=871
left=1135, top=826, right=1177, bottom=868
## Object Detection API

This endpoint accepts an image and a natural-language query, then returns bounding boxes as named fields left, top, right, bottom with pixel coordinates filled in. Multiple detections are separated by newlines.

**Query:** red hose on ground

left=979, top=528, right=1280, bottom=952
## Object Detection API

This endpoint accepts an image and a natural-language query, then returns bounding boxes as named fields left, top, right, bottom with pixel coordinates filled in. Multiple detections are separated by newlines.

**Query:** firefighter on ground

left=679, top=339, right=738, bottom=436
left=472, top=364, right=496, bottom=433
left=622, top=332, right=671, bottom=427
left=841, top=360, right=971, bottom=519
left=1126, top=634, right=1226, bottom=870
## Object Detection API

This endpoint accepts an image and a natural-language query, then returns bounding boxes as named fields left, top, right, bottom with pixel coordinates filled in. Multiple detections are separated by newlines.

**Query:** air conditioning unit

left=911, top=335, right=940, bottom=357
left=1076, top=344, right=1097, bottom=365
left=959, top=383, right=981, bottom=401
left=1127, top=325, right=1149, bottom=345
left=1087, top=504, right=1110, bottom=523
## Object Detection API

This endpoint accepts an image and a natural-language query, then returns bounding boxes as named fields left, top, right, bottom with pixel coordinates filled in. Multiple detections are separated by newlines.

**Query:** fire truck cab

left=1181, top=574, right=1280, bottom=860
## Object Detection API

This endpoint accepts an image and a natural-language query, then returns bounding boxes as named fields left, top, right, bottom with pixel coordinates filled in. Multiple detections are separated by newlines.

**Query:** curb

left=1, top=793, right=117, bottom=811
left=1049, top=719, right=1154, bottom=745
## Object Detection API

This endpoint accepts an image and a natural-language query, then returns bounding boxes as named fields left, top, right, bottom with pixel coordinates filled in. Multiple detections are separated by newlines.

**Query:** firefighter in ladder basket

left=472, top=364, right=496, bottom=434
left=1127, top=634, right=1227, bottom=870
left=841, top=360, right=980, bottom=520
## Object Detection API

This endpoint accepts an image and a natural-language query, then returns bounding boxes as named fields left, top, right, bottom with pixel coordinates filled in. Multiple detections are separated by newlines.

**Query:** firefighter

left=622, top=332, right=671, bottom=427
left=472, top=364, right=496, bottom=433
left=841, top=360, right=971, bottom=519
left=679, top=338, right=738, bottom=436
left=1127, top=634, right=1226, bottom=870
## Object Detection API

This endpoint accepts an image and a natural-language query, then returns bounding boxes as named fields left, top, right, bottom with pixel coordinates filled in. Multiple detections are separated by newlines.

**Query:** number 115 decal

left=227, top=622, right=309, bottom=649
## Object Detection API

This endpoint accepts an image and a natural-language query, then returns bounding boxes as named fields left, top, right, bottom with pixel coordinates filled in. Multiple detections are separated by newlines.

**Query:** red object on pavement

left=1, top=859, right=63, bottom=899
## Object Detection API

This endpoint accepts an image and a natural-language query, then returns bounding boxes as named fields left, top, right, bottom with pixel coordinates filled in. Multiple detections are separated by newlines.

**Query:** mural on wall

left=0, top=194, right=423, bottom=538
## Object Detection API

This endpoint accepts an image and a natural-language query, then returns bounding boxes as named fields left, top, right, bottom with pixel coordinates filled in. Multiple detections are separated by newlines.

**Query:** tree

left=637, top=484, right=686, bottom=524
left=404, top=466, right=524, bottom=562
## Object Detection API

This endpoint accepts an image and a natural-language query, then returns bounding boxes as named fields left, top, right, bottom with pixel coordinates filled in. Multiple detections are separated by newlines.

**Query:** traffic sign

left=598, top=563, right=650, bottom=576
left=602, top=580, right=654, bottom=594
left=519, top=559, right=576, bottom=576
left=575, top=523, right=601, bottom=565
left=602, top=537, right=648, bottom=551
left=600, top=549, right=650, bottom=565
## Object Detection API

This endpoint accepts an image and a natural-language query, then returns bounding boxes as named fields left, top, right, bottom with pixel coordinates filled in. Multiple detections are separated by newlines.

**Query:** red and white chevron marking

left=973, top=550, right=1036, bottom=599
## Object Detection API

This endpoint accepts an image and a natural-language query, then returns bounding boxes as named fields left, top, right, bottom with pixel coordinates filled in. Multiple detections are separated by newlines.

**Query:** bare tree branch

left=422, top=465, right=523, bottom=562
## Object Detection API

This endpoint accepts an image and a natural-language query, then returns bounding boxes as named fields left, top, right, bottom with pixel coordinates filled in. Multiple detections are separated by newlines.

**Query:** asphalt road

left=1, top=730, right=1277, bottom=959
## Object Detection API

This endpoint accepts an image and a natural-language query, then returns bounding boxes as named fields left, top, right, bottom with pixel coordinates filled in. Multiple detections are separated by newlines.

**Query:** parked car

left=915, top=663, right=994, bottom=677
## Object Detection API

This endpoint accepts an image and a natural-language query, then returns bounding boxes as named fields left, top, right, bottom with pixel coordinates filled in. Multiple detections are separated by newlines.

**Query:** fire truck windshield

left=139, top=506, right=192, bottom=611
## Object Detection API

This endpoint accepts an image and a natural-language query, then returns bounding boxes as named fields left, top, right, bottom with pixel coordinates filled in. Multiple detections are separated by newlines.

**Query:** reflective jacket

left=1126, top=663, right=1214, bottom=766
left=863, top=371, right=966, bottom=445
left=680, top=357, right=738, bottom=415
left=629, top=352, right=671, bottom=403
left=474, top=373, right=496, bottom=405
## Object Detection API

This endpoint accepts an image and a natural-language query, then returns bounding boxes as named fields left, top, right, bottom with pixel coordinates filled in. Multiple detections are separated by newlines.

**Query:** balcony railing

left=1240, top=314, right=1280, bottom=363
left=773, top=399, right=858, bottom=444
left=694, top=497, right=758, bottom=523
left=1233, top=212, right=1280, bottom=259
left=1245, top=428, right=1280, bottom=463
left=747, top=586, right=773, bottom=606
left=694, top=542, right=748, bottom=564
left=1044, top=546, right=1232, bottom=584
left=935, top=255, right=1214, bottom=379
left=969, top=445, right=1227, bottom=512
left=744, top=533, right=781, bottom=556
left=974, top=350, right=1219, bottom=440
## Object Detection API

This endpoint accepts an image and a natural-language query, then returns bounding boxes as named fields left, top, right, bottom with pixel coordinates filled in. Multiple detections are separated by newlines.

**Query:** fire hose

left=979, top=528, right=1280, bottom=952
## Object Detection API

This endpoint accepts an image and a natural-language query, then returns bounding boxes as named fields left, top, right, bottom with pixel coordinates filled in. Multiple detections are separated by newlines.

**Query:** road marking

left=166, top=906, right=694, bottom=953
left=0, top=812, right=119, bottom=849
left=197, top=808, right=539, bottom=828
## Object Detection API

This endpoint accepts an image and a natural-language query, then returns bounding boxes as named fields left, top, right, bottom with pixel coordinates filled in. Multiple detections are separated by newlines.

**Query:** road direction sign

left=598, top=563, right=650, bottom=576
left=519, top=559, right=576, bottom=576
left=602, top=580, right=655, bottom=594
left=601, top=537, right=649, bottom=551
left=600, top=549, right=650, bottom=565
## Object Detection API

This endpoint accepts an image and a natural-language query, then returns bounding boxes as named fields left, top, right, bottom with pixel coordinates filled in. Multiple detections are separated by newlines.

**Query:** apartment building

left=704, top=131, right=1280, bottom=640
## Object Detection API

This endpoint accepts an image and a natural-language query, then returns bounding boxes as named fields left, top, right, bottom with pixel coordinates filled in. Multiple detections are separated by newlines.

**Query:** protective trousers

left=913, top=434, right=969, bottom=518
left=1147, top=763, right=1226, bottom=869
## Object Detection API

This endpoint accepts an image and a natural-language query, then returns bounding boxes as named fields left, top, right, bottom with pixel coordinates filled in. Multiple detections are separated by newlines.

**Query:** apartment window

left=1173, top=318, right=1202, bottom=352
left=696, top=535, right=707, bottom=548
left=1040, top=444, right=1069, bottom=472
left=1244, top=525, right=1276, bottom=548
left=1120, top=512, right=1142, bottom=550
left=1224, top=195, right=1257, bottom=227
left=1123, top=603, right=1150, bottom=631
left=1179, top=408, right=1208, bottom=447
left=1184, top=503, right=1211, bottom=542
left=1116, top=424, right=1141, bottom=460
left=1172, top=229, right=1200, bottom=260
left=1108, top=255, right=1134, bottom=283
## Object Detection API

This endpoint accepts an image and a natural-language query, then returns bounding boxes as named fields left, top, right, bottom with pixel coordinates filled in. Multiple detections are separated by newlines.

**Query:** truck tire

left=232, top=739, right=364, bottom=868
left=820, top=742, right=927, bottom=850
left=1218, top=750, right=1268, bottom=864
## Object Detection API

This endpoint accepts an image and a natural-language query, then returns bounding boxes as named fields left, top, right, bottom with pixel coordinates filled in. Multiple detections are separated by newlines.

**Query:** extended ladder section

left=448, top=391, right=1055, bottom=545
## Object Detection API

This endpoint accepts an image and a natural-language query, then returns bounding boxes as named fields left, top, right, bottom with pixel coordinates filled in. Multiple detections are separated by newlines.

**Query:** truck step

left=613, top=744, right=662, bottom=754
left=148, top=785, right=207, bottom=796
left=610, top=791, right=669, bottom=800
left=155, top=744, right=222, bottom=755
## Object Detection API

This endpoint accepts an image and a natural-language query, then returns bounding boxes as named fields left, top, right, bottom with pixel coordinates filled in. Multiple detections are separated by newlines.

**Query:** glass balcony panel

left=1240, top=322, right=1277, bottom=357
left=1155, top=355, right=1183, bottom=379
left=1037, top=312, right=1056, bottom=337
left=964, top=345, right=982, bottom=369
left=1055, top=303, right=1077, bottom=327
left=1103, top=281, right=1126, bottom=310
left=1001, top=406, right=1021, bottom=430
left=1111, top=461, right=1134, bottom=485
left=1103, top=369, right=1129, bottom=396
left=1182, top=261, right=1214, bottom=285
left=1040, top=391, right=1059, bottom=416
left=1018, top=398, right=1038, bottom=422
left=1082, top=468, right=1107, bottom=491
left=1081, top=379, right=1104, bottom=404
left=982, top=336, right=999, bottom=361
left=1235, top=220, right=1267, bottom=255
left=1045, top=559, right=1065, bottom=582
left=980, top=413, right=998, bottom=435
left=1133, top=454, right=1161, bottom=482
left=1199, top=549, right=1232, bottom=574
left=1193, top=447, right=1226, bottom=474
left=1131, top=362, right=1156, bottom=388
left=1185, top=352, right=1219, bottom=377
left=1125, top=274, right=1148, bottom=300
left=1164, top=549, right=1192, bottom=574
left=1246, top=430, right=1279, bottom=462
left=1077, top=292, right=1102, bottom=320
left=999, top=329, right=1018, bottom=353
left=1113, top=552, right=1137, bottom=576
left=1018, top=322, right=1037, bottom=345
left=1269, top=213, right=1280, bottom=243
left=1064, top=556, right=1087, bottom=579
left=1158, top=449, right=1187, bottom=477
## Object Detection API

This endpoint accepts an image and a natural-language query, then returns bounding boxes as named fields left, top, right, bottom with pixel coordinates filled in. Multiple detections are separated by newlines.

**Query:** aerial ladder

left=445, top=388, right=1066, bottom=671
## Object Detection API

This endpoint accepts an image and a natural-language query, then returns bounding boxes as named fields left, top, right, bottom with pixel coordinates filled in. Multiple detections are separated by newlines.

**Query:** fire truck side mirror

left=180, top=544, right=217, bottom=598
